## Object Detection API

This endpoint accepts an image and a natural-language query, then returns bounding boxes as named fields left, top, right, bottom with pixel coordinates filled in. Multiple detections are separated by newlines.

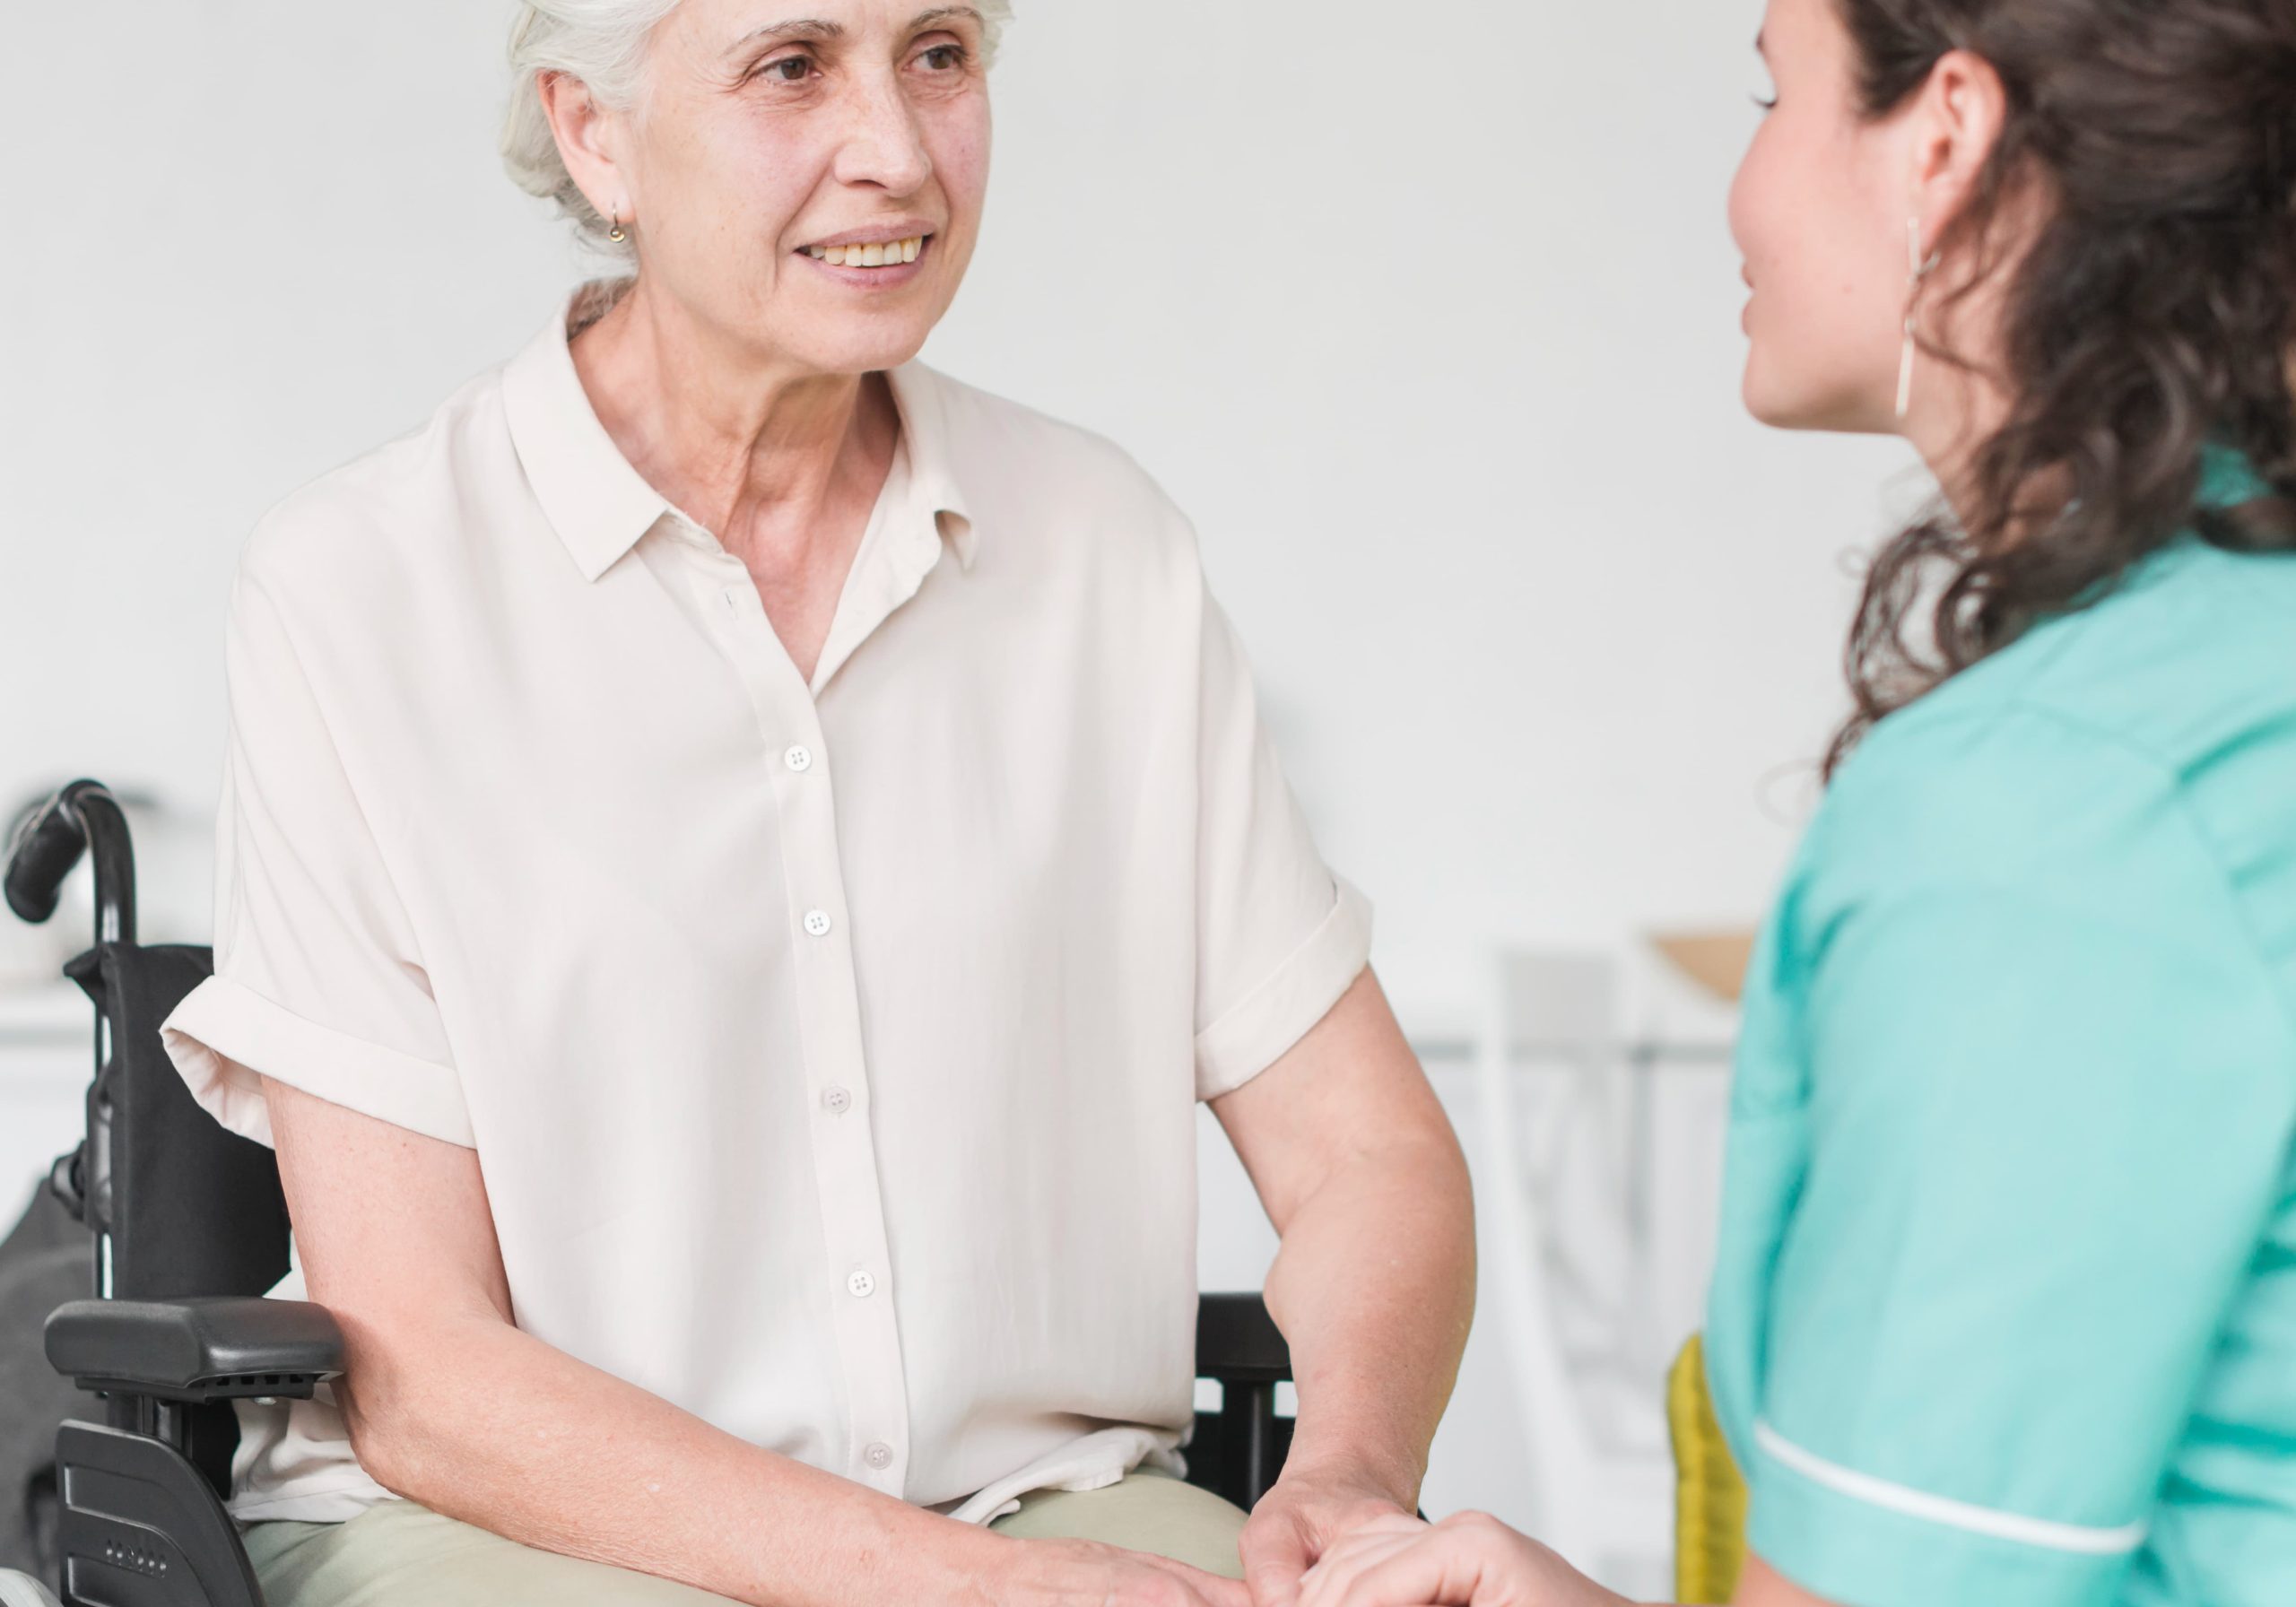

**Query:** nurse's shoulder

left=1784, top=538, right=2296, bottom=986
left=2005, top=538, right=2296, bottom=784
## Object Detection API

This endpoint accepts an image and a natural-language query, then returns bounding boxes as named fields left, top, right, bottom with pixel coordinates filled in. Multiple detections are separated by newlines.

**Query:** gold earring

left=1896, top=217, right=1942, bottom=422
left=608, top=213, right=628, bottom=244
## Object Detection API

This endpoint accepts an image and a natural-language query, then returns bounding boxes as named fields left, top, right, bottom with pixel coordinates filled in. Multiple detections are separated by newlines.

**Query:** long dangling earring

left=608, top=212, right=628, bottom=245
left=1896, top=217, right=1942, bottom=422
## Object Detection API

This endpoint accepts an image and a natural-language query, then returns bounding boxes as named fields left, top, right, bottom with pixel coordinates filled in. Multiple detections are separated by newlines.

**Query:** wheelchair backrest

left=61, top=943, right=290, bottom=1307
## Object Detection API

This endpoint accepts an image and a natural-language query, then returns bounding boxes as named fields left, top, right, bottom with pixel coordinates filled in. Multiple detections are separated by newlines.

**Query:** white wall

left=4, top=0, right=1925, bottom=1564
left=4, top=0, right=1923, bottom=996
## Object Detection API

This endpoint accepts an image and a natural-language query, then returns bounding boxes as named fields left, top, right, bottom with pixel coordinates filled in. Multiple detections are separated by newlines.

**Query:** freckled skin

left=558, top=0, right=995, bottom=384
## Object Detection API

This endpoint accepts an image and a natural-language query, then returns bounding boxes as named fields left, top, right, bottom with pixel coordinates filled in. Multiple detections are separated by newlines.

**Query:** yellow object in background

left=1668, top=1334, right=1749, bottom=1603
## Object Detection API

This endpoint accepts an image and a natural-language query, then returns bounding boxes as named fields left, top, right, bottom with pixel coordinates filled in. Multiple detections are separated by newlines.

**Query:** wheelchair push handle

left=5, top=779, right=135, bottom=942
left=5, top=790, right=88, bottom=924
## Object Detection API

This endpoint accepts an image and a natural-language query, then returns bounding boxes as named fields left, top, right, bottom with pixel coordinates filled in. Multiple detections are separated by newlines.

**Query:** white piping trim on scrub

left=1752, top=1422, right=2148, bottom=1557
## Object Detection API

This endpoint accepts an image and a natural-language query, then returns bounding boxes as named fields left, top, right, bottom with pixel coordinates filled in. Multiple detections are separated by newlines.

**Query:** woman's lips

left=796, top=234, right=935, bottom=289
left=807, top=236, right=926, bottom=267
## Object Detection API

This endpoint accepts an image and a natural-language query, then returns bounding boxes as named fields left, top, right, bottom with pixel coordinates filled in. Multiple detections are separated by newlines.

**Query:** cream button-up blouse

left=159, top=283, right=1372, bottom=1525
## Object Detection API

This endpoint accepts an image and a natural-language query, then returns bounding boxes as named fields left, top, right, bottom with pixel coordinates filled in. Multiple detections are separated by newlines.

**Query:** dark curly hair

left=1828, top=0, right=2296, bottom=774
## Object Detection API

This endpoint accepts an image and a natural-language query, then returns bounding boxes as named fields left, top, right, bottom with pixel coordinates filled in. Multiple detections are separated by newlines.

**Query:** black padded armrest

left=1196, top=1292, right=1291, bottom=1384
left=47, top=1298, right=344, bottom=1403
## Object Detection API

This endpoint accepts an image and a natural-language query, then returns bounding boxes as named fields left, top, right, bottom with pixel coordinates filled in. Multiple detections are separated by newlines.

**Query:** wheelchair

left=2, top=779, right=1299, bottom=1607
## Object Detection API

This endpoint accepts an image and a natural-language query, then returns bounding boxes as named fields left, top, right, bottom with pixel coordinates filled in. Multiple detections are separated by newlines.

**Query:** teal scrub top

left=1706, top=453, right=2296, bottom=1607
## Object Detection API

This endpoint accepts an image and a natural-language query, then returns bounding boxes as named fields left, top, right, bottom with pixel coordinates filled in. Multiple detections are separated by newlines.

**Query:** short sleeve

left=1748, top=708, right=2296, bottom=1607
left=161, top=572, right=474, bottom=1149
left=1189, top=586, right=1372, bottom=1101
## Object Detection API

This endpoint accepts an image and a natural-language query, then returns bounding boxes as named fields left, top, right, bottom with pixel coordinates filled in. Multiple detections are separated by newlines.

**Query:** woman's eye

left=917, top=44, right=967, bottom=72
left=1752, top=93, right=1779, bottom=111
left=759, top=55, right=813, bottom=84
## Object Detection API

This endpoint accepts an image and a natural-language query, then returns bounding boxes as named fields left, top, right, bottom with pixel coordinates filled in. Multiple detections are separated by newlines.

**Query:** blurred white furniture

left=1473, top=949, right=1732, bottom=1595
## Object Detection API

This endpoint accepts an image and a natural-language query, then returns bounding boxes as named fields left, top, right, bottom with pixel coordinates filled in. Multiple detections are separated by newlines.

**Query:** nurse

left=1297, top=0, right=2296, bottom=1604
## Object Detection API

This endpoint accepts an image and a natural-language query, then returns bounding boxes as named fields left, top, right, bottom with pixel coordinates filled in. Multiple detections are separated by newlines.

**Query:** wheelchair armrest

left=1196, top=1292, right=1291, bottom=1385
left=46, top=1297, right=344, bottom=1403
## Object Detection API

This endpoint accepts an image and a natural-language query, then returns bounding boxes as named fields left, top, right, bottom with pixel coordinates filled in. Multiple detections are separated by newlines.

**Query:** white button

left=822, top=1086, right=853, bottom=1116
left=847, top=1269, right=877, bottom=1299
left=864, top=1441, right=894, bottom=1471
left=785, top=745, right=814, bottom=773
left=804, top=910, right=833, bottom=938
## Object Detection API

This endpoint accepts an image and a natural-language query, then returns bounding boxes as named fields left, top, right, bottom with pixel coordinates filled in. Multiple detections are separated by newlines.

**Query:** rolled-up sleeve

left=1190, top=586, right=1371, bottom=1101
left=161, top=571, right=472, bottom=1149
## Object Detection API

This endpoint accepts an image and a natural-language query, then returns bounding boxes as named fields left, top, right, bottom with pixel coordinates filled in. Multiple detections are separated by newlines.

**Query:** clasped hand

left=1291, top=1510, right=1629, bottom=1607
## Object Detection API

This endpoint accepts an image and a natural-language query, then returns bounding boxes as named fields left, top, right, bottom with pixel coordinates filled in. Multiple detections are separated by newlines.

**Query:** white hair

left=500, top=1, right=1013, bottom=256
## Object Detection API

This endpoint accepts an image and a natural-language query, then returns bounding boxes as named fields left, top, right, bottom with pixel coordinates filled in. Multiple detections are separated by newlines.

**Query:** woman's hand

left=1238, top=1462, right=1418, bottom=1604
left=1294, top=1512, right=1631, bottom=1607
left=985, top=1537, right=1254, bottom=1607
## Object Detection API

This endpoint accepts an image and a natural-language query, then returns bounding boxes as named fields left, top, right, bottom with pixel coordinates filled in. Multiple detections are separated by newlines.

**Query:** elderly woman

left=151, top=3, right=1474, bottom=1604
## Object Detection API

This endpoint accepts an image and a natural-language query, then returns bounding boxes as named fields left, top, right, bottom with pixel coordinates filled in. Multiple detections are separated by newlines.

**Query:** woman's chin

left=780, top=326, right=937, bottom=383
left=1741, top=373, right=1812, bottom=431
left=753, top=280, right=951, bottom=378
left=1743, top=369, right=1891, bottom=437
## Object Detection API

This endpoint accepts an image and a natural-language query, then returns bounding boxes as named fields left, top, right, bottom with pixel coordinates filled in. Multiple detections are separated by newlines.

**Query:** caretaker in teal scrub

left=1704, top=447, right=2296, bottom=1606
left=1298, top=455, right=2296, bottom=1607
left=1290, top=1, right=2296, bottom=1603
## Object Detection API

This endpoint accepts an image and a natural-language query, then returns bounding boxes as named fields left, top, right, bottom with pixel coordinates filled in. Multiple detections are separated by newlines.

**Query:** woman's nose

left=833, top=81, right=934, bottom=195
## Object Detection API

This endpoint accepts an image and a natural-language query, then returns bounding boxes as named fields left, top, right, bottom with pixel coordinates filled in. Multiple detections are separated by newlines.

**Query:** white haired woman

left=150, top=3, right=1474, bottom=1604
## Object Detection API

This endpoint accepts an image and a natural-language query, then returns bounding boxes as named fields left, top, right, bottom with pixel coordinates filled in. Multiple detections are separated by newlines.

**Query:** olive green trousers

left=240, top=1465, right=1248, bottom=1603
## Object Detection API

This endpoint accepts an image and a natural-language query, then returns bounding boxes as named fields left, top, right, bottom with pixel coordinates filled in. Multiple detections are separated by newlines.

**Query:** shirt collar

left=500, top=287, right=675, bottom=584
left=501, top=282, right=978, bottom=584
left=883, top=360, right=977, bottom=569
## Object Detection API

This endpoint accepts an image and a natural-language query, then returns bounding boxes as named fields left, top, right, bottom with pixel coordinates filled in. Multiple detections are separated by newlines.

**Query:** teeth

left=810, top=237, right=926, bottom=268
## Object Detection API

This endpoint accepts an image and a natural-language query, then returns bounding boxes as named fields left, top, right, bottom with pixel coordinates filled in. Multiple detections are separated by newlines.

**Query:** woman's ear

left=1906, top=48, right=2011, bottom=237
left=536, top=69, right=630, bottom=222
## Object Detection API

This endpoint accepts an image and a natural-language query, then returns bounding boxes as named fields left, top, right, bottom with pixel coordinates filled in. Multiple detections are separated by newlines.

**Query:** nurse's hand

left=1294, top=1512, right=1630, bottom=1607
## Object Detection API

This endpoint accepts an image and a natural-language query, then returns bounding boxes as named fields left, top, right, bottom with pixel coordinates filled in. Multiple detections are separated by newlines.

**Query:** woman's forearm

left=336, top=1304, right=1003, bottom=1606
left=257, top=1076, right=1082, bottom=1605
left=1264, top=1131, right=1476, bottom=1501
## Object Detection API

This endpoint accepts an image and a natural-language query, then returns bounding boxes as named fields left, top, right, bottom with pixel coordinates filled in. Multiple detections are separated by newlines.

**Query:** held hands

left=996, top=1538, right=1254, bottom=1607
left=978, top=1455, right=1414, bottom=1607
left=1237, top=1464, right=1420, bottom=1607
left=1293, top=1511, right=1631, bottom=1607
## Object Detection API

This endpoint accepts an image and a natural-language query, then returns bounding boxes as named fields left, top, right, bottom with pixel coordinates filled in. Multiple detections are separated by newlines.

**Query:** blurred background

left=2, top=1, right=1928, bottom=1594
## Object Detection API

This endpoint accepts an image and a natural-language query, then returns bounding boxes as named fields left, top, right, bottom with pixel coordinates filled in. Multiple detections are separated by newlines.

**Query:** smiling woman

left=142, top=0, right=1475, bottom=1604
left=500, top=0, right=1013, bottom=256
left=512, top=0, right=1009, bottom=387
